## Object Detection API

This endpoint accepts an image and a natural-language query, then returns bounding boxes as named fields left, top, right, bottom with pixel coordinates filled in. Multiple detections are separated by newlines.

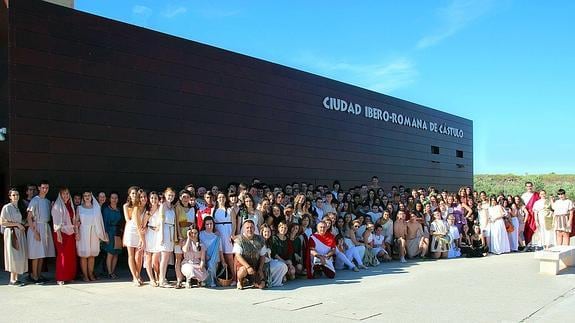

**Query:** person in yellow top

left=173, top=190, right=196, bottom=288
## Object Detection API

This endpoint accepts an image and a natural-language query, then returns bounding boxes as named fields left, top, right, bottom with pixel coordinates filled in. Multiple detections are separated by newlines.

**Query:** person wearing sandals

left=76, top=192, right=108, bottom=281
left=101, top=192, right=123, bottom=280
left=1, top=189, right=28, bottom=286
left=122, top=187, right=145, bottom=285
left=157, top=188, right=177, bottom=288
left=233, top=220, right=266, bottom=289
left=26, top=180, right=55, bottom=284
left=181, top=227, right=207, bottom=288
left=144, top=192, right=162, bottom=286
left=51, top=187, right=78, bottom=285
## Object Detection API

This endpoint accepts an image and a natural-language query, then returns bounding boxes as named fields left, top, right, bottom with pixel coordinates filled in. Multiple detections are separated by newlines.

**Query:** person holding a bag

left=101, top=192, right=124, bottom=279
left=51, top=187, right=78, bottom=285
left=1, top=189, right=28, bottom=286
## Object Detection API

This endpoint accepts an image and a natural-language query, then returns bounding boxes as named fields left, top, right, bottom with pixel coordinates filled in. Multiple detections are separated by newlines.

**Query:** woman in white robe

left=1, top=189, right=28, bottom=286
left=488, top=197, right=510, bottom=255
left=76, top=192, right=108, bottom=281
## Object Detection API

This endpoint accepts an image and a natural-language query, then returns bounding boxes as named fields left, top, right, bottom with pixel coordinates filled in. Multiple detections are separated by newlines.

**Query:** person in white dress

left=158, top=188, right=177, bottom=288
left=26, top=180, right=55, bottom=284
left=551, top=189, right=574, bottom=246
left=1, top=189, right=28, bottom=286
left=447, top=215, right=461, bottom=258
left=76, top=192, right=108, bottom=281
left=213, top=193, right=237, bottom=284
left=487, top=197, right=510, bottom=255
left=144, top=191, right=162, bottom=286
left=123, top=186, right=145, bottom=286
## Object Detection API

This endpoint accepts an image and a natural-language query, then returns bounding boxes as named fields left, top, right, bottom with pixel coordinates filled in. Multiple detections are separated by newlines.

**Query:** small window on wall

left=431, top=146, right=440, bottom=154
left=456, top=150, right=464, bottom=158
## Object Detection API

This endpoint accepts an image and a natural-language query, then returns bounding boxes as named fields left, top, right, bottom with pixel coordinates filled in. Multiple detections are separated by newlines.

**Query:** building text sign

left=322, top=97, right=464, bottom=138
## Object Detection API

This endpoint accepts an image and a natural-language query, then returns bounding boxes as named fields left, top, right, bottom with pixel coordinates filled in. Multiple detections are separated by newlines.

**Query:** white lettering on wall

left=322, top=96, right=464, bottom=138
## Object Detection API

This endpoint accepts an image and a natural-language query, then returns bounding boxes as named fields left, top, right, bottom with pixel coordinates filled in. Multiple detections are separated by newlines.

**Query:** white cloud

left=162, top=5, right=188, bottom=18
left=293, top=53, right=418, bottom=93
left=417, top=0, right=494, bottom=49
left=132, top=5, right=152, bottom=17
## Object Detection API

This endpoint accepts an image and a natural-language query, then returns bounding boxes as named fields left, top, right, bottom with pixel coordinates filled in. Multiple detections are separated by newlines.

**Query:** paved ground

left=1, top=250, right=574, bottom=323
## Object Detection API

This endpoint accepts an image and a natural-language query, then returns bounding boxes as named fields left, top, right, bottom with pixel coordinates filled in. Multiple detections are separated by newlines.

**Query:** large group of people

left=1, top=177, right=574, bottom=288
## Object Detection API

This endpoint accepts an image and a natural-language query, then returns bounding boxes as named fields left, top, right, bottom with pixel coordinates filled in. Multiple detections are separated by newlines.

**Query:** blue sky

left=75, top=0, right=575, bottom=175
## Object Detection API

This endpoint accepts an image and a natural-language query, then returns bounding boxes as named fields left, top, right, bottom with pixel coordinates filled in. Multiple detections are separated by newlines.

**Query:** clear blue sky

left=75, top=0, right=575, bottom=175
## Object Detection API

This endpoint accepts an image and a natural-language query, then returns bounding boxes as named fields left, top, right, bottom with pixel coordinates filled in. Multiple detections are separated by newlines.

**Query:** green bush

left=474, top=174, right=575, bottom=200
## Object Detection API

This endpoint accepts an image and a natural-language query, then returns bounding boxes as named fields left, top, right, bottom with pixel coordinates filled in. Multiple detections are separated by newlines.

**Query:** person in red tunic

left=521, top=182, right=540, bottom=250
left=307, top=221, right=336, bottom=279
left=51, top=187, right=78, bottom=285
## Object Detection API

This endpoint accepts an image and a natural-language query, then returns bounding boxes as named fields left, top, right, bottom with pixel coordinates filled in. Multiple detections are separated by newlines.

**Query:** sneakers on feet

left=352, top=266, right=359, bottom=272
left=400, top=257, right=407, bottom=263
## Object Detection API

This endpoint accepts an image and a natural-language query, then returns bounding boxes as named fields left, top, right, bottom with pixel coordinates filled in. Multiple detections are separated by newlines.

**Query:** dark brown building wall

left=1, top=1, right=9, bottom=198
left=6, top=0, right=473, bottom=198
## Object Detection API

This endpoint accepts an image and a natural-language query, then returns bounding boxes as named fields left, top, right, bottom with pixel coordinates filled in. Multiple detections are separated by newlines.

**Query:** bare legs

left=397, top=238, right=407, bottom=262
left=127, top=247, right=143, bottom=284
left=556, top=231, right=570, bottom=246
left=175, top=253, right=184, bottom=285
left=106, top=253, right=119, bottom=277
left=30, top=258, right=44, bottom=281
left=145, top=252, right=160, bottom=285
left=159, top=251, right=171, bottom=286
left=224, top=253, right=236, bottom=282
left=80, top=257, right=96, bottom=281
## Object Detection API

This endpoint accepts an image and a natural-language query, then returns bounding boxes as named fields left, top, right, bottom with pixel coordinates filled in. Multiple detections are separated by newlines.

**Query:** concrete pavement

left=1, top=251, right=574, bottom=322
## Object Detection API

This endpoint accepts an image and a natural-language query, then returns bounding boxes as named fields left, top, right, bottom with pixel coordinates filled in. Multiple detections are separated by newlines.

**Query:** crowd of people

left=1, top=177, right=574, bottom=288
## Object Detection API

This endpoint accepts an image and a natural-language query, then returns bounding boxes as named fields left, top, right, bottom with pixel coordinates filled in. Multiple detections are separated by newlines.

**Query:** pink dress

left=181, top=241, right=208, bottom=282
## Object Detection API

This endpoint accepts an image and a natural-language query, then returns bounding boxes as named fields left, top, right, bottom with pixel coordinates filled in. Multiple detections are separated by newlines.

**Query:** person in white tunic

left=308, top=221, right=336, bottom=279
left=213, top=193, right=237, bottom=284
left=26, top=181, right=55, bottom=284
left=144, top=191, right=162, bottom=286
left=532, top=190, right=555, bottom=249
left=487, top=198, right=510, bottom=255
left=551, top=189, right=574, bottom=246
left=447, top=215, right=461, bottom=258
left=1, top=189, right=28, bottom=286
left=158, top=188, right=177, bottom=288
left=76, top=192, right=108, bottom=281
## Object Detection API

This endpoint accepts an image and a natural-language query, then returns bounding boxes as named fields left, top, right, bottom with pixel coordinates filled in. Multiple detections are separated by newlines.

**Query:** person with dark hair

left=551, top=189, right=574, bottom=246
left=1, top=189, right=28, bottom=286
left=233, top=220, right=266, bottom=289
left=123, top=187, right=145, bottom=286
left=143, top=191, right=161, bottom=286
left=26, top=180, right=54, bottom=284
left=181, top=227, right=207, bottom=288
left=77, top=191, right=108, bottom=282
left=199, top=216, right=226, bottom=287
left=97, top=192, right=107, bottom=207
left=213, top=192, right=236, bottom=283
left=261, top=224, right=288, bottom=287
left=521, top=181, right=540, bottom=251
left=196, top=191, right=215, bottom=231
left=488, top=196, right=510, bottom=255
left=51, top=187, right=78, bottom=285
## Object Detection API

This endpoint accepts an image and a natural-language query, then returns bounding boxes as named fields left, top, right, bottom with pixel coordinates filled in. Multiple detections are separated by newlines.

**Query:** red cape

left=524, top=192, right=540, bottom=245
left=306, top=232, right=335, bottom=279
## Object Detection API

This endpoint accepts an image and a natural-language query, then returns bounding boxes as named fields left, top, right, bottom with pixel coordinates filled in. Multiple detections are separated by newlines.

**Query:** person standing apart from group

left=551, top=189, right=574, bottom=246
left=1, top=189, right=28, bottom=286
left=27, top=180, right=55, bottom=284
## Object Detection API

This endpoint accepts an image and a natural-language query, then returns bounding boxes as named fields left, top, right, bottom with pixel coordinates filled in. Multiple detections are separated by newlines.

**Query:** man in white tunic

left=27, top=180, right=55, bottom=284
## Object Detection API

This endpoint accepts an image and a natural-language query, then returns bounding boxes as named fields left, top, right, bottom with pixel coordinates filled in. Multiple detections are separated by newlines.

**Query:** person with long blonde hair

left=122, top=186, right=145, bottom=286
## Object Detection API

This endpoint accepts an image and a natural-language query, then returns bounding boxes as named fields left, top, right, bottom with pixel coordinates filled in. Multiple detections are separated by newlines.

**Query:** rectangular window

left=456, top=150, right=463, bottom=158
left=431, top=146, right=439, bottom=154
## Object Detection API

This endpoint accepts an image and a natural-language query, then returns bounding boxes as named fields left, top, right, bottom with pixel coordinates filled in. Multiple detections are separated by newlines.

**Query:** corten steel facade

left=1, top=0, right=473, bottom=198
